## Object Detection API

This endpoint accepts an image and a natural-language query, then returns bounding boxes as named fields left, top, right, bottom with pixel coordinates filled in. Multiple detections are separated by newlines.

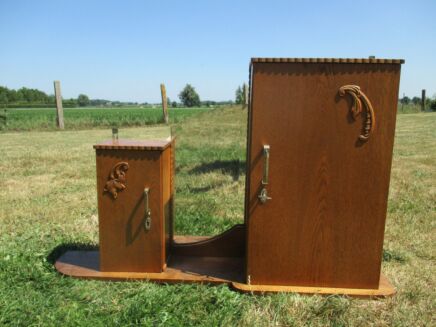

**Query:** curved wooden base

left=55, top=249, right=395, bottom=297
left=55, top=250, right=244, bottom=284
left=231, top=275, right=396, bottom=297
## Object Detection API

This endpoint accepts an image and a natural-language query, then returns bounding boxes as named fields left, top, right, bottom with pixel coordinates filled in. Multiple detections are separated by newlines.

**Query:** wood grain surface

left=55, top=251, right=244, bottom=283
left=245, top=61, right=402, bottom=289
left=231, top=274, right=395, bottom=297
left=171, top=224, right=245, bottom=257
left=94, top=139, right=171, bottom=151
left=55, top=250, right=394, bottom=297
left=95, top=140, right=172, bottom=272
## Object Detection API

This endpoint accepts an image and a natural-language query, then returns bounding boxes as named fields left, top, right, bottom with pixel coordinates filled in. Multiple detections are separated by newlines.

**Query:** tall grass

left=0, top=107, right=434, bottom=326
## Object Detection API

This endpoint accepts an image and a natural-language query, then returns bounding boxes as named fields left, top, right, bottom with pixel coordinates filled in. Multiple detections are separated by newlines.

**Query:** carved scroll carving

left=338, top=85, right=375, bottom=141
left=104, top=162, right=129, bottom=199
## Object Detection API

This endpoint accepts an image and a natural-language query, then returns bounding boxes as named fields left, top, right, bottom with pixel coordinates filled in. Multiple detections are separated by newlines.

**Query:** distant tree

left=77, top=94, right=90, bottom=107
left=430, top=98, right=436, bottom=111
left=0, top=92, right=8, bottom=105
left=235, top=86, right=243, bottom=104
left=167, top=97, right=171, bottom=107
left=178, top=84, right=200, bottom=107
left=171, top=101, right=177, bottom=108
left=15, top=87, right=49, bottom=103
left=411, top=96, right=421, bottom=105
left=400, top=96, right=410, bottom=104
left=201, top=100, right=216, bottom=107
left=47, top=95, right=56, bottom=104
left=0, top=87, right=9, bottom=104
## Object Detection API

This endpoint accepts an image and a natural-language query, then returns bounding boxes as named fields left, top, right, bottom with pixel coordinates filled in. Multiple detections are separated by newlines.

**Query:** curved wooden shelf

left=171, top=224, right=245, bottom=257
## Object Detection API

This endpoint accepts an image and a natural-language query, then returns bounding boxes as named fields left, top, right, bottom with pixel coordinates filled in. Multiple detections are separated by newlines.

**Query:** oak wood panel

left=162, top=145, right=171, bottom=264
left=95, top=140, right=172, bottom=273
left=232, top=274, right=395, bottom=297
left=94, top=139, right=171, bottom=151
left=171, top=224, right=246, bottom=257
left=251, top=58, right=404, bottom=64
left=54, top=251, right=394, bottom=297
left=55, top=251, right=244, bottom=283
left=246, top=61, right=402, bottom=289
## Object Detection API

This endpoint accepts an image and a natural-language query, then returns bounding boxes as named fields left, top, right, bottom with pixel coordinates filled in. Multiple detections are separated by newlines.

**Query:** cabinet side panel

left=162, top=146, right=172, bottom=265
left=246, top=62, right=401, bottom=288
left=97, top=149, right=163, bottom=272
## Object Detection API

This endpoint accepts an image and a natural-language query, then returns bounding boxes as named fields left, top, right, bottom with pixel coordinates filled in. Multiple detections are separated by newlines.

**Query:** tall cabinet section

left=245, top=58, right=403, bottom=289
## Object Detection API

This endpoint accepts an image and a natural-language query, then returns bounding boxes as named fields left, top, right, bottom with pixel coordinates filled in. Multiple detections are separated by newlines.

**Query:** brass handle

left=144, top=188, right=151, bottom=231
left=262, top=145, right=270, bottom=185
left=258, top=145, right=272, bottom=203
left=338, top=85, right=375, bottom=141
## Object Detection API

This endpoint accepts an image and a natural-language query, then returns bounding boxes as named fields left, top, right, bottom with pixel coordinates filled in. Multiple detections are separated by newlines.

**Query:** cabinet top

left=94, top=139, right=172, bottom=151
left=251, top=58, right=405, bottom=64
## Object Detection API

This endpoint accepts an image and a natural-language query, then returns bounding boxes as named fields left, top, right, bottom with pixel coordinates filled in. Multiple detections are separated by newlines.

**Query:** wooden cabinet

left=56, top=58, right=403, bottom=297
left=94, top=139, right=173, bottom=272
left=245, top=58, right=403, bottom=289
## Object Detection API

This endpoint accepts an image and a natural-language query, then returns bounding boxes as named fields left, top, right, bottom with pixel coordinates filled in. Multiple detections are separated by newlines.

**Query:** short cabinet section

left=94, top=139, right=174, bottom=272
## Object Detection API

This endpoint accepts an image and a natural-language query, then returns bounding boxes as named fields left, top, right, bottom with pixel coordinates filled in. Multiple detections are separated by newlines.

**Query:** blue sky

left=0, top=0, right=435, bottom=102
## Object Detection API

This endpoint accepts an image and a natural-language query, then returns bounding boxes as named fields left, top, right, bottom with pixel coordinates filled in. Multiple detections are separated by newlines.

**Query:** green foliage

left=430, top=98, right=436, bottom=111
left=411, top=96, right=421, bottom=105
left=179, top=84, right=201, bottom=107
left=383, top=249, right=407, bottom=263
left=0, top=85, right=52, bottom=105
left=235, top=85, right=243, bottom=104
left=235, top=83, right=248, bottom=105
left=400, top=96, right=411, bottom=104
left=0, top=107, right=210, bottom=131
left=0, top=110, right=7, bottom=130
left=77, top=94, right=90, bottom=107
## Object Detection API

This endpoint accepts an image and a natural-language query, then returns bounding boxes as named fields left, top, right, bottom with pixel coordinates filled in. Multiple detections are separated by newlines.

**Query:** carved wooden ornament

left=104, top=162, right=129, bottom=199
left=339, top=85, right=375, bottom=141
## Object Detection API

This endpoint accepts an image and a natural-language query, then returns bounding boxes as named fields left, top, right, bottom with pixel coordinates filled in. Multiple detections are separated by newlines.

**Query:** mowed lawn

left=0, top=107, right=434, bottom=326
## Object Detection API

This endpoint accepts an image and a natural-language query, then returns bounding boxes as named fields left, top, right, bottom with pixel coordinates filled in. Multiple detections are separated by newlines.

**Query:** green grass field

left=0, top=107, right=210, bottom=131
left=0, top=107, right=435, bottom=326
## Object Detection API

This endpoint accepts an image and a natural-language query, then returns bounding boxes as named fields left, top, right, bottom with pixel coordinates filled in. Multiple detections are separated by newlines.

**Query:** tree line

left=2, top=84, right=435, bottom=111
left=0, top=84, right=235, bottom=108
left=0, top=86, right=91, bottom=108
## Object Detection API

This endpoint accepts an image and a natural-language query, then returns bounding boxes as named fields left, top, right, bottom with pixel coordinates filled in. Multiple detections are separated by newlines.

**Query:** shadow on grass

left=189, top=160, right=246, bottom=181
left=47, top=242, right=98, bottom=265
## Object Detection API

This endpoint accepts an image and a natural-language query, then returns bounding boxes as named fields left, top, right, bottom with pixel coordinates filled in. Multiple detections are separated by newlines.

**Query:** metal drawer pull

left=262, top=145, right=270, bottom=185
left=258, top=145, right=272, bottom=204
left=144, top=188, right=151, bottom=231
left=258, top=188, right=272, bottom=204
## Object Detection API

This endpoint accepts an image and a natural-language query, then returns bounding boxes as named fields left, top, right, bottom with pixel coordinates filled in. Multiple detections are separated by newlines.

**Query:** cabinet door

left=97, top=149, right=164, bottom=272
left=245, top=62, right=401, bottom=288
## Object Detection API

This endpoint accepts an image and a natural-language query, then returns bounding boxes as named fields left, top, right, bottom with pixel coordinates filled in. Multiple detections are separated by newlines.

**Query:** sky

left=0, top=0, right=435, bottom=103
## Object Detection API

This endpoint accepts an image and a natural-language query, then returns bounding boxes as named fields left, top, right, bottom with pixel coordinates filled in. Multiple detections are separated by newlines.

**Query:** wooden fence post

left=421, top=89, right=426, bottom=111
left=160, top=84, right=168, bottom=124
left=53, top=80, right=64, bottom=129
